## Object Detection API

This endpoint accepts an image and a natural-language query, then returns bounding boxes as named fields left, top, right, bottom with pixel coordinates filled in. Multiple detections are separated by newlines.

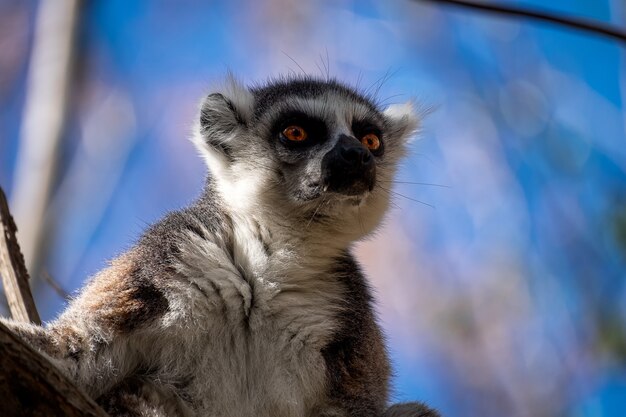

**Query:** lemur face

left=194, top=76, right=418, bottom=232
left=255, top=81, right=384, bottom=203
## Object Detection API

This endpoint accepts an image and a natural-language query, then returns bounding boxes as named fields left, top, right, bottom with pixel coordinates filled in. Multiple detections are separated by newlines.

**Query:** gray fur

left=1, top=75, right=438, bottom=417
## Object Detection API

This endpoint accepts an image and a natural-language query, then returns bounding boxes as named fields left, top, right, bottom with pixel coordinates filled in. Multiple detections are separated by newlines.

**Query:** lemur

left=2, top=76, right=440, bottom=417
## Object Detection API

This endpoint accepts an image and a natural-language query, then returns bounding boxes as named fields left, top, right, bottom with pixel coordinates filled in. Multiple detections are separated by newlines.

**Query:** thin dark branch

left=416, top=0, right=626, bottom=44
left=41, top=270, right=71, bottom=302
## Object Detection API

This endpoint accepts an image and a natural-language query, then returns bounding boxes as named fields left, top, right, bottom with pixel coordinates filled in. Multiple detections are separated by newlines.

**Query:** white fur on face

left=192, top=78, right=420, bottom=246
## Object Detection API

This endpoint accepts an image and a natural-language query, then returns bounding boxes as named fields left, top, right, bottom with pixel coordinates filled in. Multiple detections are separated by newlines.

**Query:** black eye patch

left=352, top=119, right=384, bottom=156
left=351, top=119, right=383, bottom=140
left=271, top=111, right=328, bottom=148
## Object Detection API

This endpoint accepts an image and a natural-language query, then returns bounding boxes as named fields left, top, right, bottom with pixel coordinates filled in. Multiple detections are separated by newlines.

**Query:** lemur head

left=193, top=75, right=418, bottom=242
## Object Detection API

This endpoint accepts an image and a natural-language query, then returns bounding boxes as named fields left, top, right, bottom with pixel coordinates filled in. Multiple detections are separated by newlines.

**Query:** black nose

left=321, top=134, right=376, bottom=196
left=339, top=142, right=372, bottom=168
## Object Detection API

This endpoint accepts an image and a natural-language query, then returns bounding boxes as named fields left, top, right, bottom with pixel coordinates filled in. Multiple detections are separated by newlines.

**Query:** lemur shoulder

left=2, top=76, right=440, bottom=417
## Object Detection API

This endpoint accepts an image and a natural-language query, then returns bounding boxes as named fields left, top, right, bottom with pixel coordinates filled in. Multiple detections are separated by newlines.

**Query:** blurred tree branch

left=417, top=0, right=626, bottom=44
left=10, top=0, right=82, bottom=282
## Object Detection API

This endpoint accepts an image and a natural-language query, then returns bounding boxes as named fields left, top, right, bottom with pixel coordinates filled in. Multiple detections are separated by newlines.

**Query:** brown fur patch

left=48, top=325, right=85, bottom=361
left=79, top=254, right=169, bottom=334
left=7, top=323, right=60, bottom=358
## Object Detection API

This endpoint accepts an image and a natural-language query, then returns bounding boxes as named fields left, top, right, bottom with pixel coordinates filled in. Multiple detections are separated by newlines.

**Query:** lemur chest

left=175, top=229, right=343, bottom=415
left=189, top=317, right=334, bottom=416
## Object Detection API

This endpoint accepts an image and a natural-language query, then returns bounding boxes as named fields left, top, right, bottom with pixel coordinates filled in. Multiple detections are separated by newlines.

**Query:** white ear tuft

left=220, top=73, right=254, bottom=122
left=384, top=101, right=420, bottom=142
left=192, top=75, right=255, bottom=174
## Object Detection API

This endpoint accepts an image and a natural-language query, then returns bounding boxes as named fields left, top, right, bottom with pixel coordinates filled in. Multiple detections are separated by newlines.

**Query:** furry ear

left=193, top=76, right=254, bottom=172
left=383, top=101, right=420, bottom=142
left=198, top=76, right=254, bottom=149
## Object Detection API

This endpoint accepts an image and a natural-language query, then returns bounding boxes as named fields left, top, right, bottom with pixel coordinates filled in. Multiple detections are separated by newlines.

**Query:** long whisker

left=355, top=70, right=363, bottom=90
left=319, top=53, right=328, bottom=80
left=357, top=205, right=365, bottom=235
left=306, top=196, right=326, bottom=229
left=325, top=48, right=330, bottom=80
left=379, top=180, right=451, bottom=188
left=378, top=93, right=405, bottom=106
left=281, top=51, right=307, bottom=76
left=377, top=185, right=435, bottom=209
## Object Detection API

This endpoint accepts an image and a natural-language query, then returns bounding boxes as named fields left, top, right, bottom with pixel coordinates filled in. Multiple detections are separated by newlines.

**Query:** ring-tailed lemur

left=2, top=76, right=439, bottom=417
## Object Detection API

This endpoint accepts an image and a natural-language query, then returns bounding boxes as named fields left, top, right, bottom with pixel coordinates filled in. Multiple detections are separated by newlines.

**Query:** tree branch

left=416, top=0, right=626, bottom=44
left=1, top=185, right=110, bottom=415
left=0, top=321, right=109, bottom=417
left=0, top=187, right=41, bottom=324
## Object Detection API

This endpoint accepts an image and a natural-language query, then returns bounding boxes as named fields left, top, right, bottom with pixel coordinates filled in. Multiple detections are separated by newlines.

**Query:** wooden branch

left=0, top=185, right=109, bottom=415
left=0, top=187, right=41, bottom=324
left=417, top=0, right=626, bottom=44
left=0, top=321, right=109, bottom=417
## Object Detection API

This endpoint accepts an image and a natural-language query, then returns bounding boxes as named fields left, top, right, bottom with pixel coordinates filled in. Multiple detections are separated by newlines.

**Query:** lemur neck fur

left=206, top=178, right=361, bottom=271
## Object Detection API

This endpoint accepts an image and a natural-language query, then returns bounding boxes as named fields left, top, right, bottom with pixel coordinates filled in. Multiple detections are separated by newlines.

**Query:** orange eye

left=282, top=125, right=308, bottom=142
left=361, top=133, right=380, bottom=151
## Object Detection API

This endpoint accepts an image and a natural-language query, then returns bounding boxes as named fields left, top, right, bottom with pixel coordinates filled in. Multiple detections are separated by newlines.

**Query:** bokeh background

left=1, top=0, right=625, bottom=416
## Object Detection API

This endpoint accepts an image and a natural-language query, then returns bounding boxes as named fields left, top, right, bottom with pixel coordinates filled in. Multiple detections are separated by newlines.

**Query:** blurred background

left=1, top=0, right=625, bottom=416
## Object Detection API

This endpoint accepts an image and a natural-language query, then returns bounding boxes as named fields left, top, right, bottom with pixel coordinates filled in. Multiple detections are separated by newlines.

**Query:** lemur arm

left=322, top=255, right=440, bottom=417
left=321, top=308, right=440, bottom=417
left=0, top=251, right=171, bottom=399
left=318, top=255, right=390, bottom=416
